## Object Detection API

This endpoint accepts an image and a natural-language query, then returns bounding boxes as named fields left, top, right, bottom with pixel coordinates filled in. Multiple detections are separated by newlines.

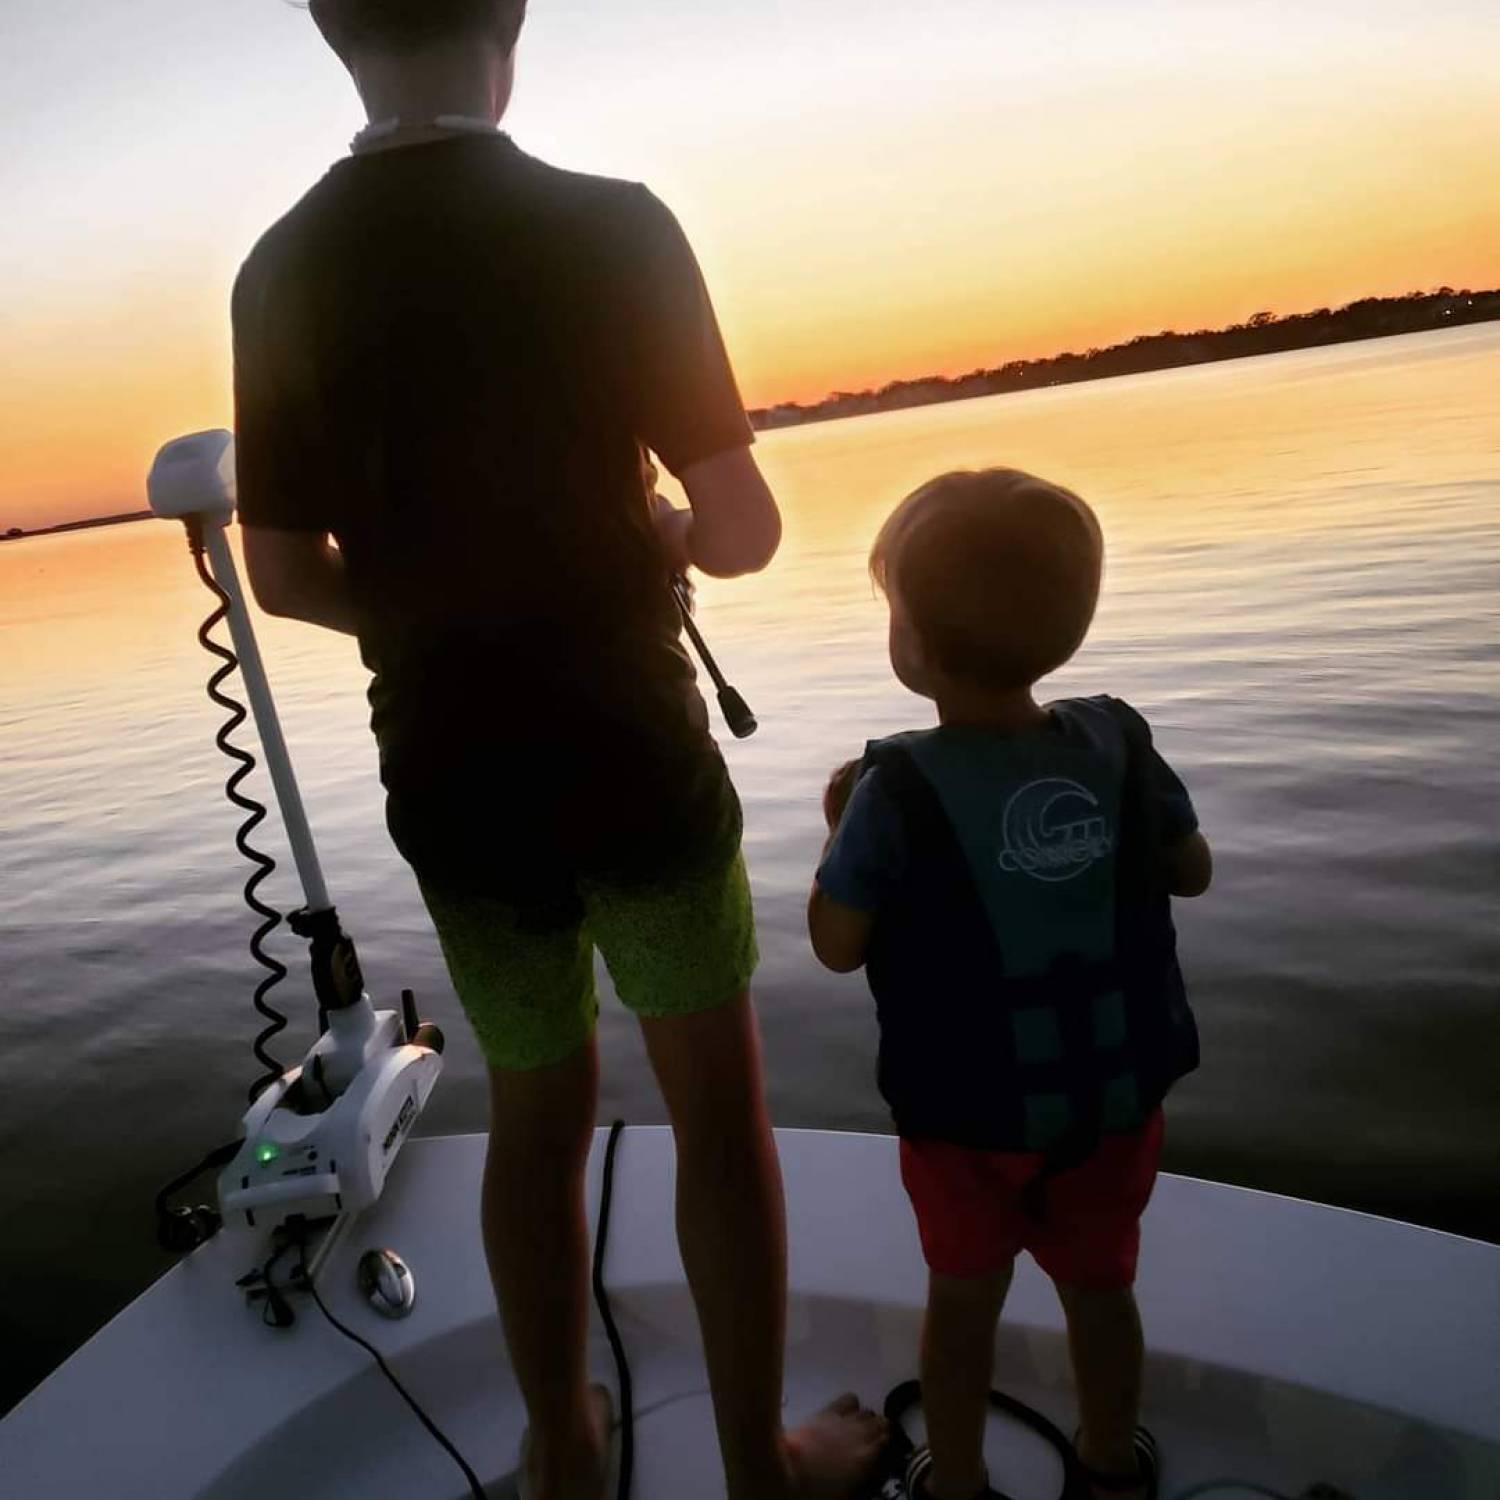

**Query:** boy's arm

left=1165, top=829, right=1212, bottom=897
left=807, top=887, right=875, bottom=974
left=1111, top=698, right=1211, bottom=898
left=243, top=527, right=360, bottom=636
left=806, top=758, right=892, bottom=973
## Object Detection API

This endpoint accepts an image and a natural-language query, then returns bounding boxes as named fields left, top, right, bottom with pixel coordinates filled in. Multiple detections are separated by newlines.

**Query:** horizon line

left=4, top=284, right=1494, bottom=535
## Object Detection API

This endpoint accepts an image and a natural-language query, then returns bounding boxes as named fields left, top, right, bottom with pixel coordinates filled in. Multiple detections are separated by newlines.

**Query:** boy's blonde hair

left=870, top=467, right=1103, bottom=690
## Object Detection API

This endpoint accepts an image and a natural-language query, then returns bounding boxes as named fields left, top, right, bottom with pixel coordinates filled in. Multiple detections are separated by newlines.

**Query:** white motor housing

left=218, top=1006, right=442, bottom=1229
left=147, top=429, right=237, bottom=522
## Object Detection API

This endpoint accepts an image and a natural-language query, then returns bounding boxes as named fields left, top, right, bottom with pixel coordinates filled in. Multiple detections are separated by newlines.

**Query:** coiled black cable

left=189, top=542, right=289, bottom=1101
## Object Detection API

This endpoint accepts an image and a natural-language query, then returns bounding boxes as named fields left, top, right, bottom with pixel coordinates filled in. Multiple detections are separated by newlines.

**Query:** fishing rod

left=671, top=577, right=758, bottom=739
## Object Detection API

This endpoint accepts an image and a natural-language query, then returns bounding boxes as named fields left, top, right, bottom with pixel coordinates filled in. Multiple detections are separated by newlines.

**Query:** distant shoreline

left=747, top=288, right=1500, bottom=431
left=6, top=292, right=1494, bottom=537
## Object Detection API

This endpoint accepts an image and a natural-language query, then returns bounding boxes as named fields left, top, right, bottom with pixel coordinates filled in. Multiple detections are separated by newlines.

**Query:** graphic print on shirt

left=996, top=776, right=1114, bottom=883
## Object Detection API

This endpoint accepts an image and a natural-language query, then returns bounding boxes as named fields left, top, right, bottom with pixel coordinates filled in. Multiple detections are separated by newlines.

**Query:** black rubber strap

left=1074, top=1426, right=1160, bottom=1499
left=882, top=1380, right=1081, bottom=1500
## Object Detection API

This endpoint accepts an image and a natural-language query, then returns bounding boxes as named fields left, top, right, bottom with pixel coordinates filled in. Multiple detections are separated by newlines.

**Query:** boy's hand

left=823, top=758, right=862, bottom=831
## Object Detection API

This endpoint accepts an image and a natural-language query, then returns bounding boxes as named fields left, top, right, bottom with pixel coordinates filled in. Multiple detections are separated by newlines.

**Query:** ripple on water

left=2, top=328, right=1499, bottom=1411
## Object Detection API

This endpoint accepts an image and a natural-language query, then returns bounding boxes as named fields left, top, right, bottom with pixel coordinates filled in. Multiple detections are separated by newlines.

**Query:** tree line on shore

left=748, top=288, right=1500, bottom=430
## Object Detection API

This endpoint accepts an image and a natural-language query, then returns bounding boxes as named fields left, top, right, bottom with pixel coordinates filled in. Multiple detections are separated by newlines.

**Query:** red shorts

left=899, top=1108, right=1164, bottom=1287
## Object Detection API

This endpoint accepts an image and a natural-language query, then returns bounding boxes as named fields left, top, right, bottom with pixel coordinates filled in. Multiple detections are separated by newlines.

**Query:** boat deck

left=4, top=1128, right=1498, bottom=1498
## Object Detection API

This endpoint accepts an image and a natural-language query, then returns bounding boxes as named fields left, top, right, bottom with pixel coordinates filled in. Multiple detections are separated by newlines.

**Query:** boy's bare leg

left=920, top=1265, right=1014, bottom=1500
left=484, top=1040, right=607, bottom=1500
left=640, top=992, right=887, bottom=1499
left=1056, top=1283, right=1147, bottom=1500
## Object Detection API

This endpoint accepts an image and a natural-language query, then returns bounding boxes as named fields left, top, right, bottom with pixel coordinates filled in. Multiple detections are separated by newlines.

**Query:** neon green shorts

left=418, top=846, right=758, bottom=1071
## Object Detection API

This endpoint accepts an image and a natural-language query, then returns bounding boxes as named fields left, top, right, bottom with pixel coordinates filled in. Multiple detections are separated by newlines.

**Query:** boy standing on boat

left=808, top=470, right=1212, bottom=1500
left=235, top=2, right=885, bottom=1496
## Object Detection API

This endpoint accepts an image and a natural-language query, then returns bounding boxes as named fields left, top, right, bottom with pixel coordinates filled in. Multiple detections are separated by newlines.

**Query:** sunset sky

left=2, top=0, right=1498, bottom=530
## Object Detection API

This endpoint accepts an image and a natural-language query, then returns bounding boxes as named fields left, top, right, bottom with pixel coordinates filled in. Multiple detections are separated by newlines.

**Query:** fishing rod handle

left=717, top=685, right=758, bottom=739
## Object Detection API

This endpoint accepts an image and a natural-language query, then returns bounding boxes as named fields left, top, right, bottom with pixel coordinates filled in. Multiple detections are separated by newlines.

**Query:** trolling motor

left=147, top=430, right=753, bottom=1255
left=147, top=430, right=443, bottom=1250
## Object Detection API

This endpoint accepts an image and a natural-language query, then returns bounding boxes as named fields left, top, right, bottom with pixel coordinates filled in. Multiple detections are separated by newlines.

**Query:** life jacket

left=862, top=698, right=1199, bottom=1215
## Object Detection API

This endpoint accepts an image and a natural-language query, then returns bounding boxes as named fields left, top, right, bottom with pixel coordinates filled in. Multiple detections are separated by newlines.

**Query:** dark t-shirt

left=232, top=134, right=752, bottom=902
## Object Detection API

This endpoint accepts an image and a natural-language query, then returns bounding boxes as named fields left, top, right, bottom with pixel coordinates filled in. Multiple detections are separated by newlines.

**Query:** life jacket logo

left=997, top=777, right=1113, bottom=882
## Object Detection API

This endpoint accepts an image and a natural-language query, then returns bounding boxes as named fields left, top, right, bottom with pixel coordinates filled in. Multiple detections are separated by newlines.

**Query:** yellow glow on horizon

left=698, top=69, right=1500, bottom=407
left=3, top=8, right=1498, bottom=531
left=1, top=269, right=232, bottom=524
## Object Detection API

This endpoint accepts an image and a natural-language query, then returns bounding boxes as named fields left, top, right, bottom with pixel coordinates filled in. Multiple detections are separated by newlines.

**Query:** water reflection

left=1, top=325, right=1497, bottom=1409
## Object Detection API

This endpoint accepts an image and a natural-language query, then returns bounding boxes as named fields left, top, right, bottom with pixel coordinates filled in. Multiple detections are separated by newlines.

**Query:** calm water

left=3, top=326, right=1498, bottom=1411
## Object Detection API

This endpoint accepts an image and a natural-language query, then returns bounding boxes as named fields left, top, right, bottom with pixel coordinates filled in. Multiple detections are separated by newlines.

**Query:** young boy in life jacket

left=807, top=469, right=1212, bottom=1500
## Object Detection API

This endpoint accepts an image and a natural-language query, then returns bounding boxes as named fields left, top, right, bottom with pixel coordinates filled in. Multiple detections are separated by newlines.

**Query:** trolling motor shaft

left=195, top=511, right=334, bottom=915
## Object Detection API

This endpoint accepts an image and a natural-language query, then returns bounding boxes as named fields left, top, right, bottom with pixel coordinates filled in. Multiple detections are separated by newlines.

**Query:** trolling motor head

left=147, top=428, right=237, bottom=526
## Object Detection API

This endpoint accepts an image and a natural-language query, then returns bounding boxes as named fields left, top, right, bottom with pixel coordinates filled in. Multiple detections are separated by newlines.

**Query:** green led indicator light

left=255, top=1142, right=280, bottom=1166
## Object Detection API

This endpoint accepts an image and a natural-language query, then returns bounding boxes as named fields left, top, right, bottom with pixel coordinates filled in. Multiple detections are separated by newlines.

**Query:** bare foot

left=782, top=1392, right=889, bottom=1499
left=518, top=1383, right=614, bottom=1500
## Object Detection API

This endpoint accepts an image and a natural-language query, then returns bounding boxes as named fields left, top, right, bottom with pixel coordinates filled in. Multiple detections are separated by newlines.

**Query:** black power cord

left=287, top=1221, right=487, bottom=1499
left=188, top=533, right=289, bottom=1102
left=153, top=1139, right=239, bottom=1252
left=882, top=1380, right=1338, bottom=1500
left=593, top=1120, right=635, bottom=1500
left=266, top=1121, right=635, bottom=1499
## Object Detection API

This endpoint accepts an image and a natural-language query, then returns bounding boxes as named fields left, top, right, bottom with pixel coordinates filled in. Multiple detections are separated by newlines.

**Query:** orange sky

left=3, top=1, right=1498, bottom=530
